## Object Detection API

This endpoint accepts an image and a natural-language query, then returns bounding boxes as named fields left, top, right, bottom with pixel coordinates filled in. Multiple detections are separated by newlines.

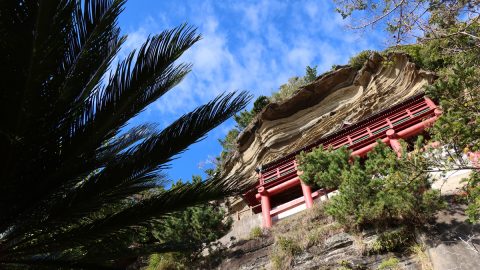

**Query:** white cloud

left=122, top=0, right=386, bottom=120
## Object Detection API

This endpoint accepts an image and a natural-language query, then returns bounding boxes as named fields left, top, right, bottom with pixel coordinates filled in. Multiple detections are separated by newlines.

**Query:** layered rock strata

left=222, top=53, right=436, bottom=185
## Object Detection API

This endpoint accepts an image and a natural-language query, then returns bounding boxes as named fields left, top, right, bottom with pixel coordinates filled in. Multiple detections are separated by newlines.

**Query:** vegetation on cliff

left=211, top=65, right=318, bottom=175
left=146, top=176, right=232, bottom=270
left=326, top=0, right=480, bottom=222
left=299, top=142, right=445, bottom=230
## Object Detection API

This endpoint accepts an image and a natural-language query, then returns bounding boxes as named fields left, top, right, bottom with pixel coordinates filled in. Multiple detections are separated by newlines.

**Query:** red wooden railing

left=257, top=95, right=437, bottom=188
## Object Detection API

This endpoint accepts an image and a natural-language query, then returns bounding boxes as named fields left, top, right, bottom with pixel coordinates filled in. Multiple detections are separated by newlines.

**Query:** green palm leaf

left=0, top=1, right=251, bottom=268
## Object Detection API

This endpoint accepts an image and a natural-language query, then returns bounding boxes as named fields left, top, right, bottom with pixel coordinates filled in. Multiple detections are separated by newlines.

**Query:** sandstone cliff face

left=222, top=53, right=435, bottom=184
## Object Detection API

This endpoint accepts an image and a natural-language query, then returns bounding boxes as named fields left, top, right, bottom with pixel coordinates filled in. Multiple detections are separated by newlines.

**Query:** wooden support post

left=387, top=129, right=402, bottom=157
left=300, top=181, right=314, bottom=208
left=296, top=163, right=313, bottom=208
left=258, top=187, right=272, bottom=228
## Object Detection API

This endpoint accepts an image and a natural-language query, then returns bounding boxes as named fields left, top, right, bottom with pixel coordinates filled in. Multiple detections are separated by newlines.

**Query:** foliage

left=147, top=253, right=185, bottom=270
left=348, top=50, right=375, bottom=69
left=233, top=95, right=271, bottom=130
left=253, top=95, right=270, bottom=114
left=377, top=257, right=400, bottom=270
left=304, top=65, right=318, bottom=82
left=250, top=226, right=263, bottom=239
left=333, top=0, right=480, bottom=221
left=271, top=65, right=318, bottom=103
left=154, top=201, right=231, bottom=253
left=218, top=129, right=240, bottom=156
left=270, top=236, right=301, bottom=270
left=410, top=244, right=432, bottom=270
left=299, top=143, right=444, bottom=229
left=268, top=204, right=340, bottom=270
left=276, top=236, right=301, bottom=255
left=0, top=1, right=251, bottom=268
left=298, top=146, right=351, bottom=189
left=427, top=65, right=480, bottom=154
left=465, top=172, right=480, bottom=223
left=234, top=110, right=255, bottom=130
left=386, top=44, right=451, bottom=72
left=371, top=228, right=413, bottom=254
left=334, top=0, right=480, bottom=45
left=146, top=186, right=231, bottom=269
left=380, top=1, right=480, bottom=222
left=270, top=254, right=284, bottom=270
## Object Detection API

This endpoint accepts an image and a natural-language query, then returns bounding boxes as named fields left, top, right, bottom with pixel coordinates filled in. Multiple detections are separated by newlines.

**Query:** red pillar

left=296, top=161, right=314, bottom=209
left=300, top=181, right=314, bottom=208
left=386, top=129, right=402, bottom=157
left=258, top=187, right=272, bottom=228
left=468, top=152, right=480, bottom=168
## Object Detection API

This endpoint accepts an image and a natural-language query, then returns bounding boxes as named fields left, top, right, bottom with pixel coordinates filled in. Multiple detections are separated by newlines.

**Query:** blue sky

left=117, top=0, right=387, bottom=183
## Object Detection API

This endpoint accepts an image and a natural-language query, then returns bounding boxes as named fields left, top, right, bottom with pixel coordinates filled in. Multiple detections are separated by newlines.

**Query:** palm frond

left=1, top=92, right=250, bottom=254
left=65, top=24, right=201, bottom=157
left=0, top=1, right=251, bottom=267
left=5, top=172, right=246, bottom=261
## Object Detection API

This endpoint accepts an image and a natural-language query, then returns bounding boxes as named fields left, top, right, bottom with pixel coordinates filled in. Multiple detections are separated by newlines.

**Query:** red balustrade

left=257, top=95, right=437, bottom=186
left=242, top=94, right=440, bottom=228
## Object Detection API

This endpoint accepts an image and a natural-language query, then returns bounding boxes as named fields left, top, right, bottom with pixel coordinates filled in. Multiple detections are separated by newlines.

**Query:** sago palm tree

left=0, top=0, right=250, bottom=268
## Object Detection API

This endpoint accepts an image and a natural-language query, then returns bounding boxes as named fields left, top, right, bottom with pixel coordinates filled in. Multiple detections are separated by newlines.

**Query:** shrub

left=306, top=223, right=343, bottom=247
left=271, top=76, right=305, bottom=103
left=465, top=172, right=480, bottom=223
left=299, top=142, right=444, bottom=229
left=276, top=236, right=301, bottom=255
left=271, top=65, right=318, bottom=103
left=250, top=226, right=263, bottom=239
left=270, top=254, right=283, bottom=270
left=348, top=50, right=375, bottom=70
left=270, top=236, right=302, bottom=269
left=385, top=43, right=452, bottom=72
left=252, top=95, right=270, bottom=114
left=297, top=146, right=350, bottom=189
left=377, top=257, right=400, bottom=270
left=371, top=228, right=413, bottom=254
left=148, top=253, right=186, bottom=270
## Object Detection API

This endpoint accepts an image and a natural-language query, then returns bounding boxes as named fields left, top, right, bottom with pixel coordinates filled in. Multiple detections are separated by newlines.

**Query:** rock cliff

left=222, top=53, right=436, bottom=184
left=216, top=205, right=422, bottom=270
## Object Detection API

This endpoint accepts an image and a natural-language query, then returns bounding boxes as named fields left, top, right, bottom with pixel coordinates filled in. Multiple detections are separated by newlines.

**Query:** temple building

left=239, top=94, right=441, bottom=228
left=217, top=53, right=451, bottom=239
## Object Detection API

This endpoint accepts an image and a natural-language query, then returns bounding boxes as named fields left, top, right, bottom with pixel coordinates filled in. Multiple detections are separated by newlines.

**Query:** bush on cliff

left=334, top=0, right=480, bottom=222
left=348, top=50, right=376, bottom=69
left=298, top=142, right=444, bottom=229
left=298, top=146, right=350, bottom=189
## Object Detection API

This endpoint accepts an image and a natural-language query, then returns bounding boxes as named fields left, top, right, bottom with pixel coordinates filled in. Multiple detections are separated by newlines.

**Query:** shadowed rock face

left=221, top=53, right=436, bottom=185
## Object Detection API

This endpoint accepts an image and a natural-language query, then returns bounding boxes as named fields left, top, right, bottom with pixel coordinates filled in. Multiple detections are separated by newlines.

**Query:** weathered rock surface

left=221, top=53, right=435, bottom=184
left=420, top=200, right=480, bottom=270
left=323, top=232, right=354, bottom=251
left=217, top=235, right=275, bottom=270
left=215, top=230, right=420, bottom=270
